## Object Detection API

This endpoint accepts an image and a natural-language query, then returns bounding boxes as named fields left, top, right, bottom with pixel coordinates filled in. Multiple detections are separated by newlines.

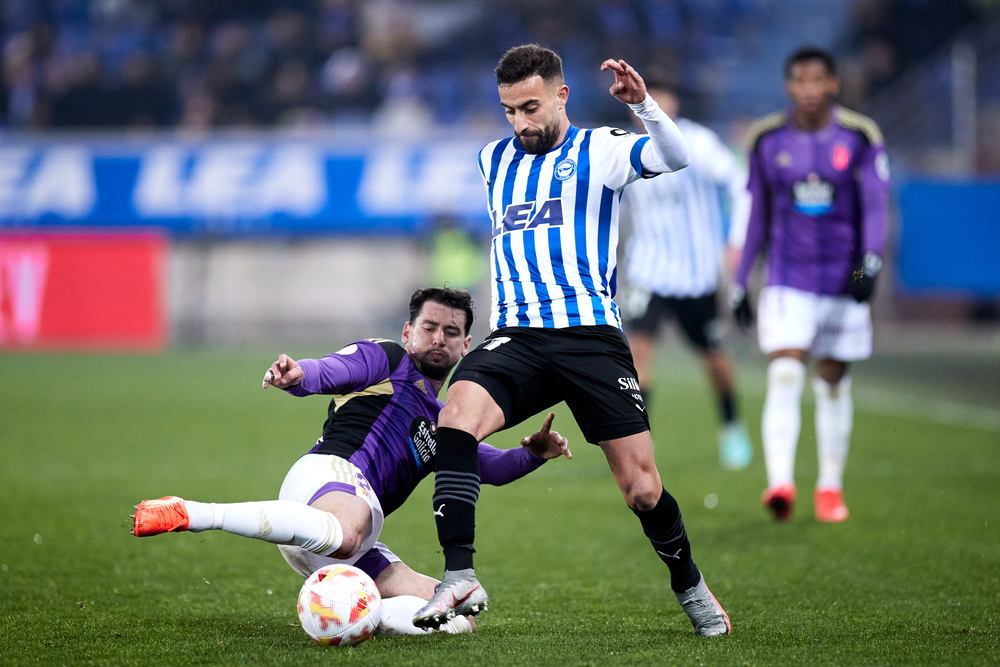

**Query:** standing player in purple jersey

left=130, top=287, right=572, bottom=636
left=415, top=44, right=731, bottom=637
left=731, top=47, right=890, bottom=523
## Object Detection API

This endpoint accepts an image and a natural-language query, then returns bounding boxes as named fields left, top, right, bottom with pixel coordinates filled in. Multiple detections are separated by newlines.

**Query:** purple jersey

left=284, top=339, right=544, bottom=516
left=735, top=105, right=890, bottom=295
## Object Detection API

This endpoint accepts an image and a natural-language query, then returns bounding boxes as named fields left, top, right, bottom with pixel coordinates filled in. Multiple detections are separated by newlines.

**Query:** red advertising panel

left=0, top=232, right=167, bottom=351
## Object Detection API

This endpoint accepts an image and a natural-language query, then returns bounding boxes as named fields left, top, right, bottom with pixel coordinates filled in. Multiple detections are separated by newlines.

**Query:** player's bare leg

left=601, top=432, right=730, bottom=636
left=413, top=380, right=505, bottom=629
left=701, top=349, right=752, bottom=469
left=813, top=358, right=852, bottom=522
left=761, top=349, right=806, bottom=520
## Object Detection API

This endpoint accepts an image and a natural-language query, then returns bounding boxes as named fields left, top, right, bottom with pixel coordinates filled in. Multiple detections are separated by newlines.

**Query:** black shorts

left=626, top=291, right=723, bottom=352
left=450, top=325, right=649, bottom=445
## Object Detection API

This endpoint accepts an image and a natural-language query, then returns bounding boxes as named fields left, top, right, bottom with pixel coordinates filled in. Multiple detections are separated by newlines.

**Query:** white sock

left=183, top=500, right=343, bottom=556
left=814, top=376, right=853, bottom=490
left=375, top=595, right=474, bottom=635
left=762, top=357, right=805, bottom=488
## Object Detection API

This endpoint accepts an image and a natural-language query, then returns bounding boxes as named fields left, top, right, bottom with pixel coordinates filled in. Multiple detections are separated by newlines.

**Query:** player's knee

left=619, top=476, right=661, bottom=512
left=330, top=527, right=363, bottom=559
left=437, top=400, right=465, bottom=429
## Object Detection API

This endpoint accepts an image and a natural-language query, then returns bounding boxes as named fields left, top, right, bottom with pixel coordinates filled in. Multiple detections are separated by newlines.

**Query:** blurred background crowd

left=0, top=0, right=998, bottom=348
left=2, top=0, right=995, bottom=143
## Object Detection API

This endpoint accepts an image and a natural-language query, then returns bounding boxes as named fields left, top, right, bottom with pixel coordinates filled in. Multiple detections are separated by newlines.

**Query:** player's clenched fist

left=262, top=354, right=303, bottom=389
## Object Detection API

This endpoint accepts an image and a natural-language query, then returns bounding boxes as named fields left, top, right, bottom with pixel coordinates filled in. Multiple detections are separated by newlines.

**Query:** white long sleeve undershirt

left=629, top=94, right=690, bottom=173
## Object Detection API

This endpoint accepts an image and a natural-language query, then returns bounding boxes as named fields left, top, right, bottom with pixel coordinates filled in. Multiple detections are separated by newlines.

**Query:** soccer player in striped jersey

left=130, top=288, right=572, bottom=636
left=619, top=80, right=754, bottom=470
left=415, top=45, right=731, bottom=637
left=731, top=47, right=889, bottom=523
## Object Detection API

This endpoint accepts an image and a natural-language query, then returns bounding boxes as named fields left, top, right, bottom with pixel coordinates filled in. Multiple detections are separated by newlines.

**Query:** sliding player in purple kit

left=731, top=47, right=889, bottom=523
left=415, top=45, right=731, bottom=637
left=130, top=287, right=572, bottom=636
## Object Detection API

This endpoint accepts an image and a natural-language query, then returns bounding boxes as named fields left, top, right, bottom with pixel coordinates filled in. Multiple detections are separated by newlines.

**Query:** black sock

left=720, top=391, right=737, bottom=424
left=433, top=427, right=481, bottom=571
left=632, top=487, right=701, bottom=593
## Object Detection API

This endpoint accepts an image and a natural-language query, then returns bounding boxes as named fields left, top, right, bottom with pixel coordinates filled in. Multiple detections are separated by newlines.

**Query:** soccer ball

left=297, top=564, right=382, bottom=646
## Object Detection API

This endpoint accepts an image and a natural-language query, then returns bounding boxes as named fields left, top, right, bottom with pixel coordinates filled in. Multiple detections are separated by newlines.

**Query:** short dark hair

left=784, top=46, right=837, bottom=79
left=408, top=287, right=475, bottom=336
left=495, top=44, right=564, bottom=87
left=642, top=75, right=676, bottom=96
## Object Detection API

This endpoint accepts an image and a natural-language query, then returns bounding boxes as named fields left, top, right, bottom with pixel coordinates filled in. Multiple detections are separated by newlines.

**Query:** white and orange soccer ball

left=297, top=564, right=382, bottom=646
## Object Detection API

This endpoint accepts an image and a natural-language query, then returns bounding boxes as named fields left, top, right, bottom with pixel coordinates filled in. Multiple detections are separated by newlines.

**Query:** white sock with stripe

left=814, top=376, right=853, bottom=490
left=762, top=357, right=806, bottom=488
left=184, top=500, right=343, bottom=556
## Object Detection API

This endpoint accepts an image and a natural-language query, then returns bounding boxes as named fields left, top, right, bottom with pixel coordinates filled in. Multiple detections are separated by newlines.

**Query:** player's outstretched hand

left=521, top=412, right=572, bottom=460
left=600, top=59, right=647, bottom=105
left=730, top=285, right=754, bottom=330
left=848, top=252, right=882, bottom=303
left=262, top=354, right=303, bottom=389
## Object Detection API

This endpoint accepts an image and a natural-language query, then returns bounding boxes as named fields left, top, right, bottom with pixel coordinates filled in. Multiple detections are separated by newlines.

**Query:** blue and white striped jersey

left=479, top=124, right=651, bottom=330
left=621, top=118, right=749, bottom=298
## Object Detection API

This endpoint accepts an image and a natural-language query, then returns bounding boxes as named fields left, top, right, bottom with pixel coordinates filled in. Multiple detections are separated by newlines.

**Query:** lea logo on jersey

left=493, top=198, right=564, bottom=237
left=792, top=173, right=835, bottom=216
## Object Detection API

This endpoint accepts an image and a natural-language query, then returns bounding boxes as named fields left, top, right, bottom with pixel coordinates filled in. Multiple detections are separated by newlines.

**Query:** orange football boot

left=131, top=496, right=190, bottom=536
left=761, top=484, right=796, bottom=521
left=814, top=488, right=849, bottom=522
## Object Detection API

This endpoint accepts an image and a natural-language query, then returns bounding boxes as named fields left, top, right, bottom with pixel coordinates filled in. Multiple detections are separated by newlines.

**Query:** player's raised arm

left=262, top=354, right=303, bottom=389
left=602, top=58, right=689, bottom=173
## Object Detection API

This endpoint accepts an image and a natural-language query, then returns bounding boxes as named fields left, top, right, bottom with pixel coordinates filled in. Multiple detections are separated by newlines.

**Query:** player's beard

left=411, top=350, right=452, bottom=382
left=517, top=119, right=561, bottom=154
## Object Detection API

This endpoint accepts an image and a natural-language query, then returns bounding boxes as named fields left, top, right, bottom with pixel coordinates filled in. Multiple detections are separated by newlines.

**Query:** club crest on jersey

left=494, top=197, right=564, bottom=237
left=831, top=142, right=851, bottom=171
left=792, top=173, right=835, bottom=216
left=554, top=158, right=576, bottom=181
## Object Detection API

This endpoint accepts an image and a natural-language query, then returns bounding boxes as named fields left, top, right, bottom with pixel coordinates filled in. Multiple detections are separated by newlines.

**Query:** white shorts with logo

left=276, top=453, right=400, bottom=579
left=757, top=286, right=873, bottom=361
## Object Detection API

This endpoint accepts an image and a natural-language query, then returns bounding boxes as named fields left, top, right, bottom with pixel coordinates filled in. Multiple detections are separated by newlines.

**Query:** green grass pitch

left=1, top=344, right=997, bottom=666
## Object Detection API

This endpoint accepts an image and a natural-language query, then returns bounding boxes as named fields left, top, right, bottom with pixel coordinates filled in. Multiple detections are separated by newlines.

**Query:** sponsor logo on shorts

left=618, top=376, right=646, bottom=412
left=483, top=336, right=511, bottom=351
left=355, top=472, right=374, bottom=499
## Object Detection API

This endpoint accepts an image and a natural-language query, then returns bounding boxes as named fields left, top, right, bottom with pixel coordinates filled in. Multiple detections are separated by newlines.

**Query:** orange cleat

left=761, top=484, right=796, bottom=521
left=131, top=496, right=190, bottom=536
left=814, top=488, right=849, bottom=522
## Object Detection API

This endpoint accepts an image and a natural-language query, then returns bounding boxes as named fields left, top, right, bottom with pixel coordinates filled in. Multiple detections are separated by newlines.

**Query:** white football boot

left=412, top=568, right=489, bottom=629
left=675, top=573, right=731, bottom=636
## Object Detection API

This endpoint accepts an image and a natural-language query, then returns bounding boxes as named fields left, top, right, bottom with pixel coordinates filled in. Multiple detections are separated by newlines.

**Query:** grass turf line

left=0, top=349, right=997, bottom=666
